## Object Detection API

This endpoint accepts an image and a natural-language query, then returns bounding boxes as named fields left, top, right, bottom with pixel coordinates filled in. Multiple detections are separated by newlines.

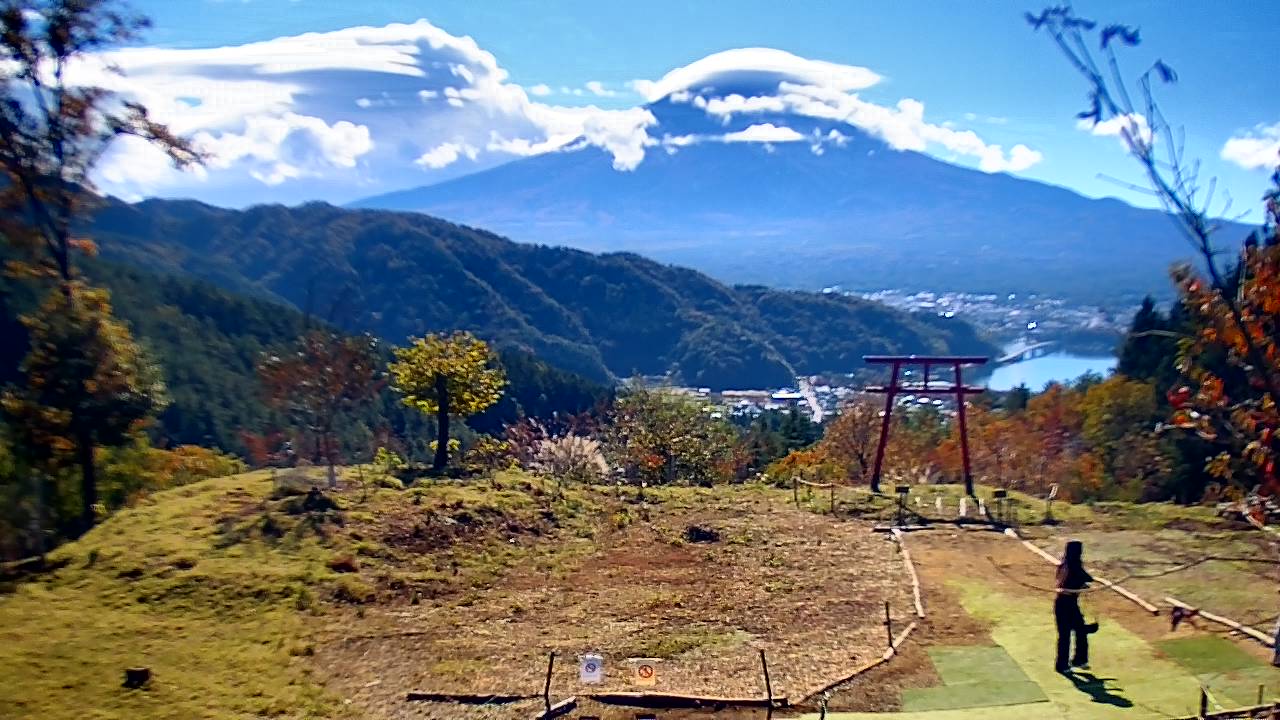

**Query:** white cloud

left=415, top=141, right=479, bottom=169
left=1221, top=123, right=1280, bottom=171
left=722, top=123, right=805, bottom=143
left=683, top=79, right=1041, bottom=173
left=1078, top=113, right=1153, bottom=149
left=190, top=112, right=373, bottom=184
left=640, top=47, right=880, bottom=102
left=491, top=105, right=657, bottom=170
left=584, top=81, right=616, bottom=97
left=72, top=19, right=661, bottom=200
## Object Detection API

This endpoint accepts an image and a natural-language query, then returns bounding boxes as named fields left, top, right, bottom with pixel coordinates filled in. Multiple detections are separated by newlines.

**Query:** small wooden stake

left=792, top=477, right=799, bottom=507
left=1260, top=684, right=1266, bottom=705
left=759, top=649, right=773, bottom=706
left=829, top=485, right=835, bottom=514
left=544, top=652, right=556, bottom=714
left=884, top=601, right=893, bottom=648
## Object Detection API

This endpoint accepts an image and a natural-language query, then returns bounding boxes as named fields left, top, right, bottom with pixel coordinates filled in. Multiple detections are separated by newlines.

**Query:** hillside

left=354, top=81, right=1249, bottom=304
left=0, top=258, right=609, bottom=455
left=4, top=471, right=1275, bottom=720
left=85, top=198, right=995, bottom=389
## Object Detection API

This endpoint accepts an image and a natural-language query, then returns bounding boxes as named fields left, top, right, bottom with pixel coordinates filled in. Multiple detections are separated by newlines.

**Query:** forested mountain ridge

left=85, top=197, right=995, bottom=389
left=0, top=256, right=610, bottom=456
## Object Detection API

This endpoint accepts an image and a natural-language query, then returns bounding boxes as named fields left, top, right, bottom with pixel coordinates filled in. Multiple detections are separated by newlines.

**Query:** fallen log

left=532, top=696, right=577, bottom=720
left=882, top=621, right=918, bottom=660
left=891, top=529, right=926, bottom=619
left=406, top=692, right=536, bottom=704
left=1006, top=529, right=1160, bottom=615
left=1165, top=597, right=1275, bottom=647
left=872, top=520, right=1003, bottom=533
left=801, top=621, right=918, bottom=703
left=801, top=655, right=892, bottom=703
left=586, top=692, right=786, bottom=709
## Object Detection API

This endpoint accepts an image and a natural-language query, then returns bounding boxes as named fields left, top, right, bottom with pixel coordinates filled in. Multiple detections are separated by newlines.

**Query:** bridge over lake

left=996, top=340, right=1058, bottom=364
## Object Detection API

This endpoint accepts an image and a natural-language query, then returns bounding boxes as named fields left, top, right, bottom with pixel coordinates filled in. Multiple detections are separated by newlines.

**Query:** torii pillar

left=863, top=355, right=988, bottom=496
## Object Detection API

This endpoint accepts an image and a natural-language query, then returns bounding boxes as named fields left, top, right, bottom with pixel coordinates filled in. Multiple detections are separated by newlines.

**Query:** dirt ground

left=315, top=490, right=913, bottom=720
left=311, top=485, right=1280, bottom=720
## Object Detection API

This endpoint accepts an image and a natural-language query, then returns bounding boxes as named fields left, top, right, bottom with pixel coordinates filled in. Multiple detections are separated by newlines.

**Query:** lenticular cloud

left=77, top=20, right=1040, bottom=205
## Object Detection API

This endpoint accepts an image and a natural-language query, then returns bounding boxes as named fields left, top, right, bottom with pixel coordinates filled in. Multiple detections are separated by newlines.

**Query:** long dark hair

left=1057, top=540, right=1087, bottom=591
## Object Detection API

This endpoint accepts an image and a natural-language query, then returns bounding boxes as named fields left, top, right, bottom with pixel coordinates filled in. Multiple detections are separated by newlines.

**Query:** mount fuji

left=354, top=49, right=1241, bottom=303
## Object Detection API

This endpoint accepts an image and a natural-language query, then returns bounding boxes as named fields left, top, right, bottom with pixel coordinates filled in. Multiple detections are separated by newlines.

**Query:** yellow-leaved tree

left=388, top=332, right=506, bottom=473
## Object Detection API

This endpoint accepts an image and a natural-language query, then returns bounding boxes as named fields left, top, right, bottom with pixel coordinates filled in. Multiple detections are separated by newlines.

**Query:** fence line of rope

left=1165, top=597, right=1276, bottom=648
left=1005, top=528, right=1161, bottom=614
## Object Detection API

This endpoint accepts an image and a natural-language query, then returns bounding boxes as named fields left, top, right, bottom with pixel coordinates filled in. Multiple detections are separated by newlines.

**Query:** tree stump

left=123, top=667, right=151, bottom=689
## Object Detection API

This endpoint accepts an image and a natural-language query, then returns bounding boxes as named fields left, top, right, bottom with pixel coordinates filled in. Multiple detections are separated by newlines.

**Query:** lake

left=984, top=352, right=1116, bottom=391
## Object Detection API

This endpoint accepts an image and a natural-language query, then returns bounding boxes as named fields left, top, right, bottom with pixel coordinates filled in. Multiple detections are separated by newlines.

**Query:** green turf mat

left=927, top=646, right=1030, bottom=686
left=1156, top=635, right=1262, bottom=675
left=903, top=680, right=1048, bottom=711
left=900, top=645, right=1049, bottom=711
left=1200, top=665, right=1280, bottom=708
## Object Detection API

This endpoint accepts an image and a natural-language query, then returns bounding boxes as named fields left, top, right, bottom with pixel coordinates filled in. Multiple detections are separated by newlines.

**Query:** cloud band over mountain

left=77, top=20, right=1060, bottom=205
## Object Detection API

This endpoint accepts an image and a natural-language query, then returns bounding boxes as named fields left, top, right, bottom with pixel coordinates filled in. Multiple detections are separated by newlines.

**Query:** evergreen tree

left=2, top=287, right=166, bottom=531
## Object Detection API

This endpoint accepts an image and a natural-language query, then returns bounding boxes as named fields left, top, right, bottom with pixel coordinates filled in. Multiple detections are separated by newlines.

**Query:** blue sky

left=96, top=0, right=1279, bottom=220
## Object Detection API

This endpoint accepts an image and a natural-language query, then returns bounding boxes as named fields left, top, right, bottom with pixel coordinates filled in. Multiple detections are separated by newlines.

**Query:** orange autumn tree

left=1031, top=6, right=1280, bottom=496
left=1170, top=184, right=1280, bottom=492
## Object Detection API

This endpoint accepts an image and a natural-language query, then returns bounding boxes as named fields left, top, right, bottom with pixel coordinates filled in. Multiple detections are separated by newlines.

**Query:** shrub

left=373, top=446, right=406, bottom=477
left=463, top=435, right=514, bottom=473
left=534, top=435, right=609, bottom=487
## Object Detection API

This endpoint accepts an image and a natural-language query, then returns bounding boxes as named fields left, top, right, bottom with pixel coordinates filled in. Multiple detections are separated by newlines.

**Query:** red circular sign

left=638, top=665, right=655, bottom=678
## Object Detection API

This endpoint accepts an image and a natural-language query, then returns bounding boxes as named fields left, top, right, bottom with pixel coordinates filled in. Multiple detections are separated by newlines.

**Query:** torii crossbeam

left=863, top=355, right=988, bottom=496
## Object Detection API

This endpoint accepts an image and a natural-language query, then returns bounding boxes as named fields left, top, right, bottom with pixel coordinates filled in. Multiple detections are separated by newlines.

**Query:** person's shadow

left=1065, top=670, right=1134, bottom=708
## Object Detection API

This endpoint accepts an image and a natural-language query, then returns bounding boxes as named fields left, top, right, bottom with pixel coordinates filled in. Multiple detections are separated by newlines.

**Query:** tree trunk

left=325, top=433, right=337, bottom=489
left=76, top=428, right=97, bottom=535
left=433, top=374, right=450, bottom=473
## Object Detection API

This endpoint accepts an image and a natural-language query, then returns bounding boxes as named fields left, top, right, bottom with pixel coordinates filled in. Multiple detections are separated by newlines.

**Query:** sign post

left=633, top=659, right=657, bottom=687
left=579, top=654, right=603, bottom=684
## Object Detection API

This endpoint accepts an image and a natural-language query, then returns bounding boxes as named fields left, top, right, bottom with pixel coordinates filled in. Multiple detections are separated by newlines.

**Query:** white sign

left=634, top=659, right=657, bottom=687
left=935, top=497, right=942, bottom=514
left=580, top=654, right=603, bottom=684
left=1048, top=484, right=1059, bottom=500
left=958, top=497, right=968, bottom=517
left=978, top=498, right=987, bottom=515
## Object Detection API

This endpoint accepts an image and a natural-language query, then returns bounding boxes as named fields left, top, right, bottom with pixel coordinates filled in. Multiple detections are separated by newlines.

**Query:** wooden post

left=955, top=362, right=974, bottom=497
left=1260, top=684, right=1266, bottom=705
left=792, top=477, right=799, bottom=507
left=760, top=649, right=773, bottom=707
left=543, top=652, right=555, bottom=714
left=1198, top=687, right=1207, bottom=718
left=870, top=363, right=900, bottom=494
left=829, top=484, right=835, bottom=514
left=884, top=601, right=893, bottom=648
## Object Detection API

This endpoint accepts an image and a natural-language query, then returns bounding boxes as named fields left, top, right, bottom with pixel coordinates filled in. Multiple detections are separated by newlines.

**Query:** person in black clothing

left=1054, top=539, right=1098, bottom=672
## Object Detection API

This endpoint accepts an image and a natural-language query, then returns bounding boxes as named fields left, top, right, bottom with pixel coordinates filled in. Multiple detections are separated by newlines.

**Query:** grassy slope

left=0, top=468, right=611, bottom=720
left=0, top=471, right=336, bottom=719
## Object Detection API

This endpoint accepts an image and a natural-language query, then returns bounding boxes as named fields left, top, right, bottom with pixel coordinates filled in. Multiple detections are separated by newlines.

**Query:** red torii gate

left=863, top=355, right=988, bottom=496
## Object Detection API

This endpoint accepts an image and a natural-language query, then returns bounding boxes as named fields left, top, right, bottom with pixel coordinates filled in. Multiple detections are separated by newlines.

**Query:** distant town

left=657, top=288, right=1137, bottom=423
left=849, top=288, right=1131, bottom=349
